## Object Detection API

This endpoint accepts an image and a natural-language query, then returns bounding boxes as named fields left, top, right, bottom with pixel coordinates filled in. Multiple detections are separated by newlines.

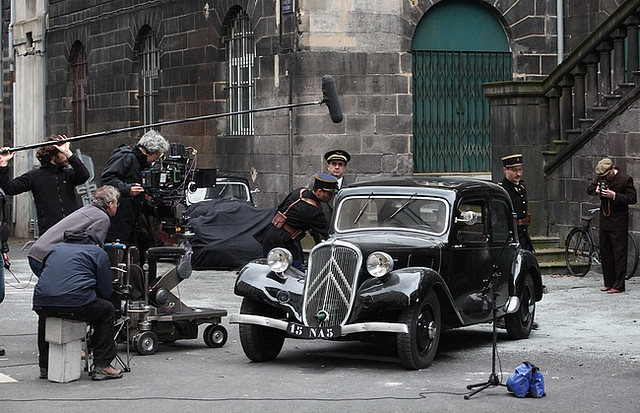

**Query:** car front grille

left=303, top=241, right=362, bottom=327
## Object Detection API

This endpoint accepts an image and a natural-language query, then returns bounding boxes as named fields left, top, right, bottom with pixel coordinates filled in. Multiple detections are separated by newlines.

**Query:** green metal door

left=412, top=0, right=511, bottom=173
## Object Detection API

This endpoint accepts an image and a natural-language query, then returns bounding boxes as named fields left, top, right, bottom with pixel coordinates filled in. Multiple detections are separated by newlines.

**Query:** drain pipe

left=557, top=0, right=564, bottom=64
left=42, top=1, right=48, bottom=133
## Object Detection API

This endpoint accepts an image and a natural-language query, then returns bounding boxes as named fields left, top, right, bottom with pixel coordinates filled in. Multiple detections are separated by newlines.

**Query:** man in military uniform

left=254, top=173, right=338, bottom=270
left=324, top=149, right=351, bottom=189
left=321, top=149, right=351, bottom=223
left=499, top=154, right=534, bottom=251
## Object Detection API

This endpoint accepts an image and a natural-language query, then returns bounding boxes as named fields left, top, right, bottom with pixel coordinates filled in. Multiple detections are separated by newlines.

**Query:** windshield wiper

left=353, top=193, right=374, bottom=224
left=389, top=193, right=417, bottom=219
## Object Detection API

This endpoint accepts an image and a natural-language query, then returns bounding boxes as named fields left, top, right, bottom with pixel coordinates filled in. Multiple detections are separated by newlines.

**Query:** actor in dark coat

left=498, top=154, right=534, bottom=252
left=587, top=157, right=637, bottom=293
left=0, top=136, right=90, bottom=234
left=255, top=173, right=338, bottom=270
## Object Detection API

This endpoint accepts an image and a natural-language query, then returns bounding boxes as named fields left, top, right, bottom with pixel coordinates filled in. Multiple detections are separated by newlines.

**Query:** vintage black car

left=229, top=177, right=544, bottom=369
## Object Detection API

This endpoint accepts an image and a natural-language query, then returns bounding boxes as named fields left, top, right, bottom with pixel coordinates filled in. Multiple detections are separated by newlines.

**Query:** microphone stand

left=463, top=266, right=505, bottom=399
left=464, top=234, right=513, bottom=400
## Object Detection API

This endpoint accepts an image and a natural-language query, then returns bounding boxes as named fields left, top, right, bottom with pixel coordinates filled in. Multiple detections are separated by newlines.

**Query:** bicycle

left=565, top=208, right=639, bottom=278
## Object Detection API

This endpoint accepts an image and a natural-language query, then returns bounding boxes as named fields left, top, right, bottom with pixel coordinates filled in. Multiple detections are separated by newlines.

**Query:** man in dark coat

left=587, top=157, right=637, bottom=293
left=0, top=136, right=90, bottom=234
left=255, top=173, right=338, bottom=270
left=498, top=154, right=534, bottom=252
left=100, top=129, right=169, bottom=246
left=33, top=229, right=123, bottom=381
left=0, top=188, right=10, bottom=357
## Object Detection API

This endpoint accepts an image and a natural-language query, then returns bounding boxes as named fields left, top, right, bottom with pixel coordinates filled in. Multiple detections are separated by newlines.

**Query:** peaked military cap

left=324, top=149, right=351, bottom=164
left=502, top=154, right=523, bottom=168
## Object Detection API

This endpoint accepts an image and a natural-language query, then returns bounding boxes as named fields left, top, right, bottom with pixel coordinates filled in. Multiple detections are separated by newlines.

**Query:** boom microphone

left=322, top=75, right=343, bottom=123
left=1, top=75, right=343, bottom=154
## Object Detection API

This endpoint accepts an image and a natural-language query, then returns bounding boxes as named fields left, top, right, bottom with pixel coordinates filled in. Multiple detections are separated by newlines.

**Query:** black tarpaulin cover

left=186, top=199, right=275, bottom=270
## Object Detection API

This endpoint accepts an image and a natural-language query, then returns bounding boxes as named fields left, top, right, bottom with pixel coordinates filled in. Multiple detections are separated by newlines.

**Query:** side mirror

left=455, top=210, right=478, bottom=226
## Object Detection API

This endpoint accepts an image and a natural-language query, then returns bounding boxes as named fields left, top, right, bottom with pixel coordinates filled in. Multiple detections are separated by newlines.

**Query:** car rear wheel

left=238, top=298, right=286, bottom=362
left=397, top=290, right=441, bottom=370
left=504, top=274, right=536, bottom=339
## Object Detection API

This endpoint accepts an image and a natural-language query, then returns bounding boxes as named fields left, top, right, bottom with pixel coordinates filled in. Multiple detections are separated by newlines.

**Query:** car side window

left=455, top=201, right=485, bottom=244
left=490, top=199, right=512, bottom=244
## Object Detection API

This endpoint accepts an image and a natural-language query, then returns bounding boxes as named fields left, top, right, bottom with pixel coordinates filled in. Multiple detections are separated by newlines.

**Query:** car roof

left=340, top=177, right=505, bottom=197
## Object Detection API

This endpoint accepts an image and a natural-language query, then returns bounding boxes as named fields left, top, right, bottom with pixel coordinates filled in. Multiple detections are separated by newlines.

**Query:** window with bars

left=225, top=11, right=255, bottom=135
left=138, top=29, right=159, bottom=127
left=71, top=43, right=88, bottom=136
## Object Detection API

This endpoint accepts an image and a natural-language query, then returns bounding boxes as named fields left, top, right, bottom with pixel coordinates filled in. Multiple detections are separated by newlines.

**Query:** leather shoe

left=600, top=287, right=611, bottom=291
left=607, top=288, right=624, bottom=294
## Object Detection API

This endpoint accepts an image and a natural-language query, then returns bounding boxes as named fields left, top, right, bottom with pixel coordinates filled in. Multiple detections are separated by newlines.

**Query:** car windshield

left=186, top=181, right=251, bottom=204
left=335, top=194, right=450, bottom=235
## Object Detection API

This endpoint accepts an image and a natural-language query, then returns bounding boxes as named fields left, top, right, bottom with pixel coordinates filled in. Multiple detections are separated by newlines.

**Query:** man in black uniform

left=254, top=173, right=338, bottom=270
left=498, top=154, right=533, bottom=251
left=587, top=157, right=637, bottom=293
left=321, top=150, right=351, bottom=224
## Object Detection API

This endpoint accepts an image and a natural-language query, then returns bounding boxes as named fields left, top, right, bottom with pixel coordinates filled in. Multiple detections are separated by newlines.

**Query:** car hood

left=327, top=231, right=444, bottom=272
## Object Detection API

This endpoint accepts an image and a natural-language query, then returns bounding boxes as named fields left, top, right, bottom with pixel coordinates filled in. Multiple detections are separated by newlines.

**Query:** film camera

left=141, top=142, right=216, bottom=238
left=599, top=180, right=609, bottom=195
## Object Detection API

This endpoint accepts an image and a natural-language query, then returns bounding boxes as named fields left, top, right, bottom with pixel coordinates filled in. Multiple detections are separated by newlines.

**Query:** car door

left=446, top=196, right=513, bottom=324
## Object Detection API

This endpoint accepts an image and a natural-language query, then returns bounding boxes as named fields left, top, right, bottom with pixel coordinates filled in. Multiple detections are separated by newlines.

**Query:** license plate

left=287, top=323, right=341, bottom=339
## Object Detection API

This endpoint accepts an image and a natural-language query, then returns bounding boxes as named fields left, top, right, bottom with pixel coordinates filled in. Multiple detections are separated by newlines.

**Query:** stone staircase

left=531, top=236, right=568, bottom=276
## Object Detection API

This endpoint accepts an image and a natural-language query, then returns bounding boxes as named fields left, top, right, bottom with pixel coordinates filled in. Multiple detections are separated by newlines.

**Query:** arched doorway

left=412, top=0, right=511, bottom=173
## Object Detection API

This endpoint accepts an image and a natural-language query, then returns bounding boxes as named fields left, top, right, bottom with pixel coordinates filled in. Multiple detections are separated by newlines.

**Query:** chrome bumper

left=228, top=314, right=409, bottom=335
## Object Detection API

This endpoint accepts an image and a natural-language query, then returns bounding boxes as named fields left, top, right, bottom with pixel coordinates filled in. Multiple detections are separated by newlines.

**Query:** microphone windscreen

left=322, top=75, right=343, bottom=123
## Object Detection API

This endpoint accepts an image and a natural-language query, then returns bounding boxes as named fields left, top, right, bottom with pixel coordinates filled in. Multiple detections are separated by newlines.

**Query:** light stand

left=464, top=267, right=505, bottom=399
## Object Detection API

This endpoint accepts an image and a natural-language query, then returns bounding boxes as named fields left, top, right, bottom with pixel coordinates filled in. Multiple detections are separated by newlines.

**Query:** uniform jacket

left=587, top=169, right=637, bottom=231
left=254, top=188, right=329, bottom=260
left=100, top=144, right=147, bottom=244
left=28, top=204, right=110, bottom=263
left=0, top=155, right=90, bottom=234
left=33, top=235, right=113, bottom=307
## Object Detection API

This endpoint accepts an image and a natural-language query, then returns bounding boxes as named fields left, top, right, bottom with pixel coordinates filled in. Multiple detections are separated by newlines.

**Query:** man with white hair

left=100, top=130, right=169, bottom=246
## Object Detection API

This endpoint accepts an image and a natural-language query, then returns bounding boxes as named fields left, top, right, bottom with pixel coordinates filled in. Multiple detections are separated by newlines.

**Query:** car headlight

left=366, top=252, right=394, bottom=278
left=267, top=248, right=292, bottom=273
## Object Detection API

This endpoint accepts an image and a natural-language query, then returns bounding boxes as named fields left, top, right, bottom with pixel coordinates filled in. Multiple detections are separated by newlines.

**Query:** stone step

left=531, top=236, right=568, bottom=275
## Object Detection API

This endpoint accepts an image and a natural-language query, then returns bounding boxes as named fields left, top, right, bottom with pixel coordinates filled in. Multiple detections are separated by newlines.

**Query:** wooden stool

left=45, top=318, right=87, bottom=383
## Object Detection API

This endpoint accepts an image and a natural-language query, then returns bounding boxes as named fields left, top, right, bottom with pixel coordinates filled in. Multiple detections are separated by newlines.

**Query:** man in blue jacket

left=33, top=229, right=122, bottom=381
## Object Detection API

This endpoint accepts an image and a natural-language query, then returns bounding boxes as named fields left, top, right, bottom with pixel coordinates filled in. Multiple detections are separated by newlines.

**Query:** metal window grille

left=71, top=46, right=88, bottom=136
left=226, top=12, right=255, bottom=135
left=413, top=50, right=511, bottom=172
left=139, top=31, right=159, bottom=127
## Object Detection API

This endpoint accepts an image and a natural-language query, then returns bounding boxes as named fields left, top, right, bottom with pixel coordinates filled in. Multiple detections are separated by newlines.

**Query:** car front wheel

left=504, top=274, right=536, bottom=339
left=238, top=298, right=286, bottom=362
left=397, top=290, right=441, bottom=370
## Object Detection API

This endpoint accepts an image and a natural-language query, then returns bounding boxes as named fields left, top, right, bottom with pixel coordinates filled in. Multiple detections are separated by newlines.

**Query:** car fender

left=509, top=249, right=544, bottom=301
left=234, top=259, right=305, bottom=321
left=350, top=267, right=463, bottom=325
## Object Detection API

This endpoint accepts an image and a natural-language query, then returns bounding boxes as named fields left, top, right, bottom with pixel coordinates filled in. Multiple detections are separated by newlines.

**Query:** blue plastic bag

left=506, top=362, right=534, bottom=397
left=529, top=367, right=546, bottom=398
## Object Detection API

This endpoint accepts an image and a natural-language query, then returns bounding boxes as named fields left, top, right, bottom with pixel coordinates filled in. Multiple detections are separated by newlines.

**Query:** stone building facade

left=1, top=0, right=637, bottom=239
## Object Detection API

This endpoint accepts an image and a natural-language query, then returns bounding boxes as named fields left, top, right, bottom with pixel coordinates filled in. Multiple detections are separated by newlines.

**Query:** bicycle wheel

left=565, top=228, right=593, bottom=277
left=625, top=232, right=639, bottom=279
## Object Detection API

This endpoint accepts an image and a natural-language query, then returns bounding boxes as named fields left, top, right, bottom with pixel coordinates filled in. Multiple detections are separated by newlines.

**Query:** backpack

left=506, top=361, right=545, bottom=398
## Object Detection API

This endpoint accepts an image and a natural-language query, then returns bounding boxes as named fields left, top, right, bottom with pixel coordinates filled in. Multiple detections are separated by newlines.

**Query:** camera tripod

left=464, top=269, right=505, bottom=399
